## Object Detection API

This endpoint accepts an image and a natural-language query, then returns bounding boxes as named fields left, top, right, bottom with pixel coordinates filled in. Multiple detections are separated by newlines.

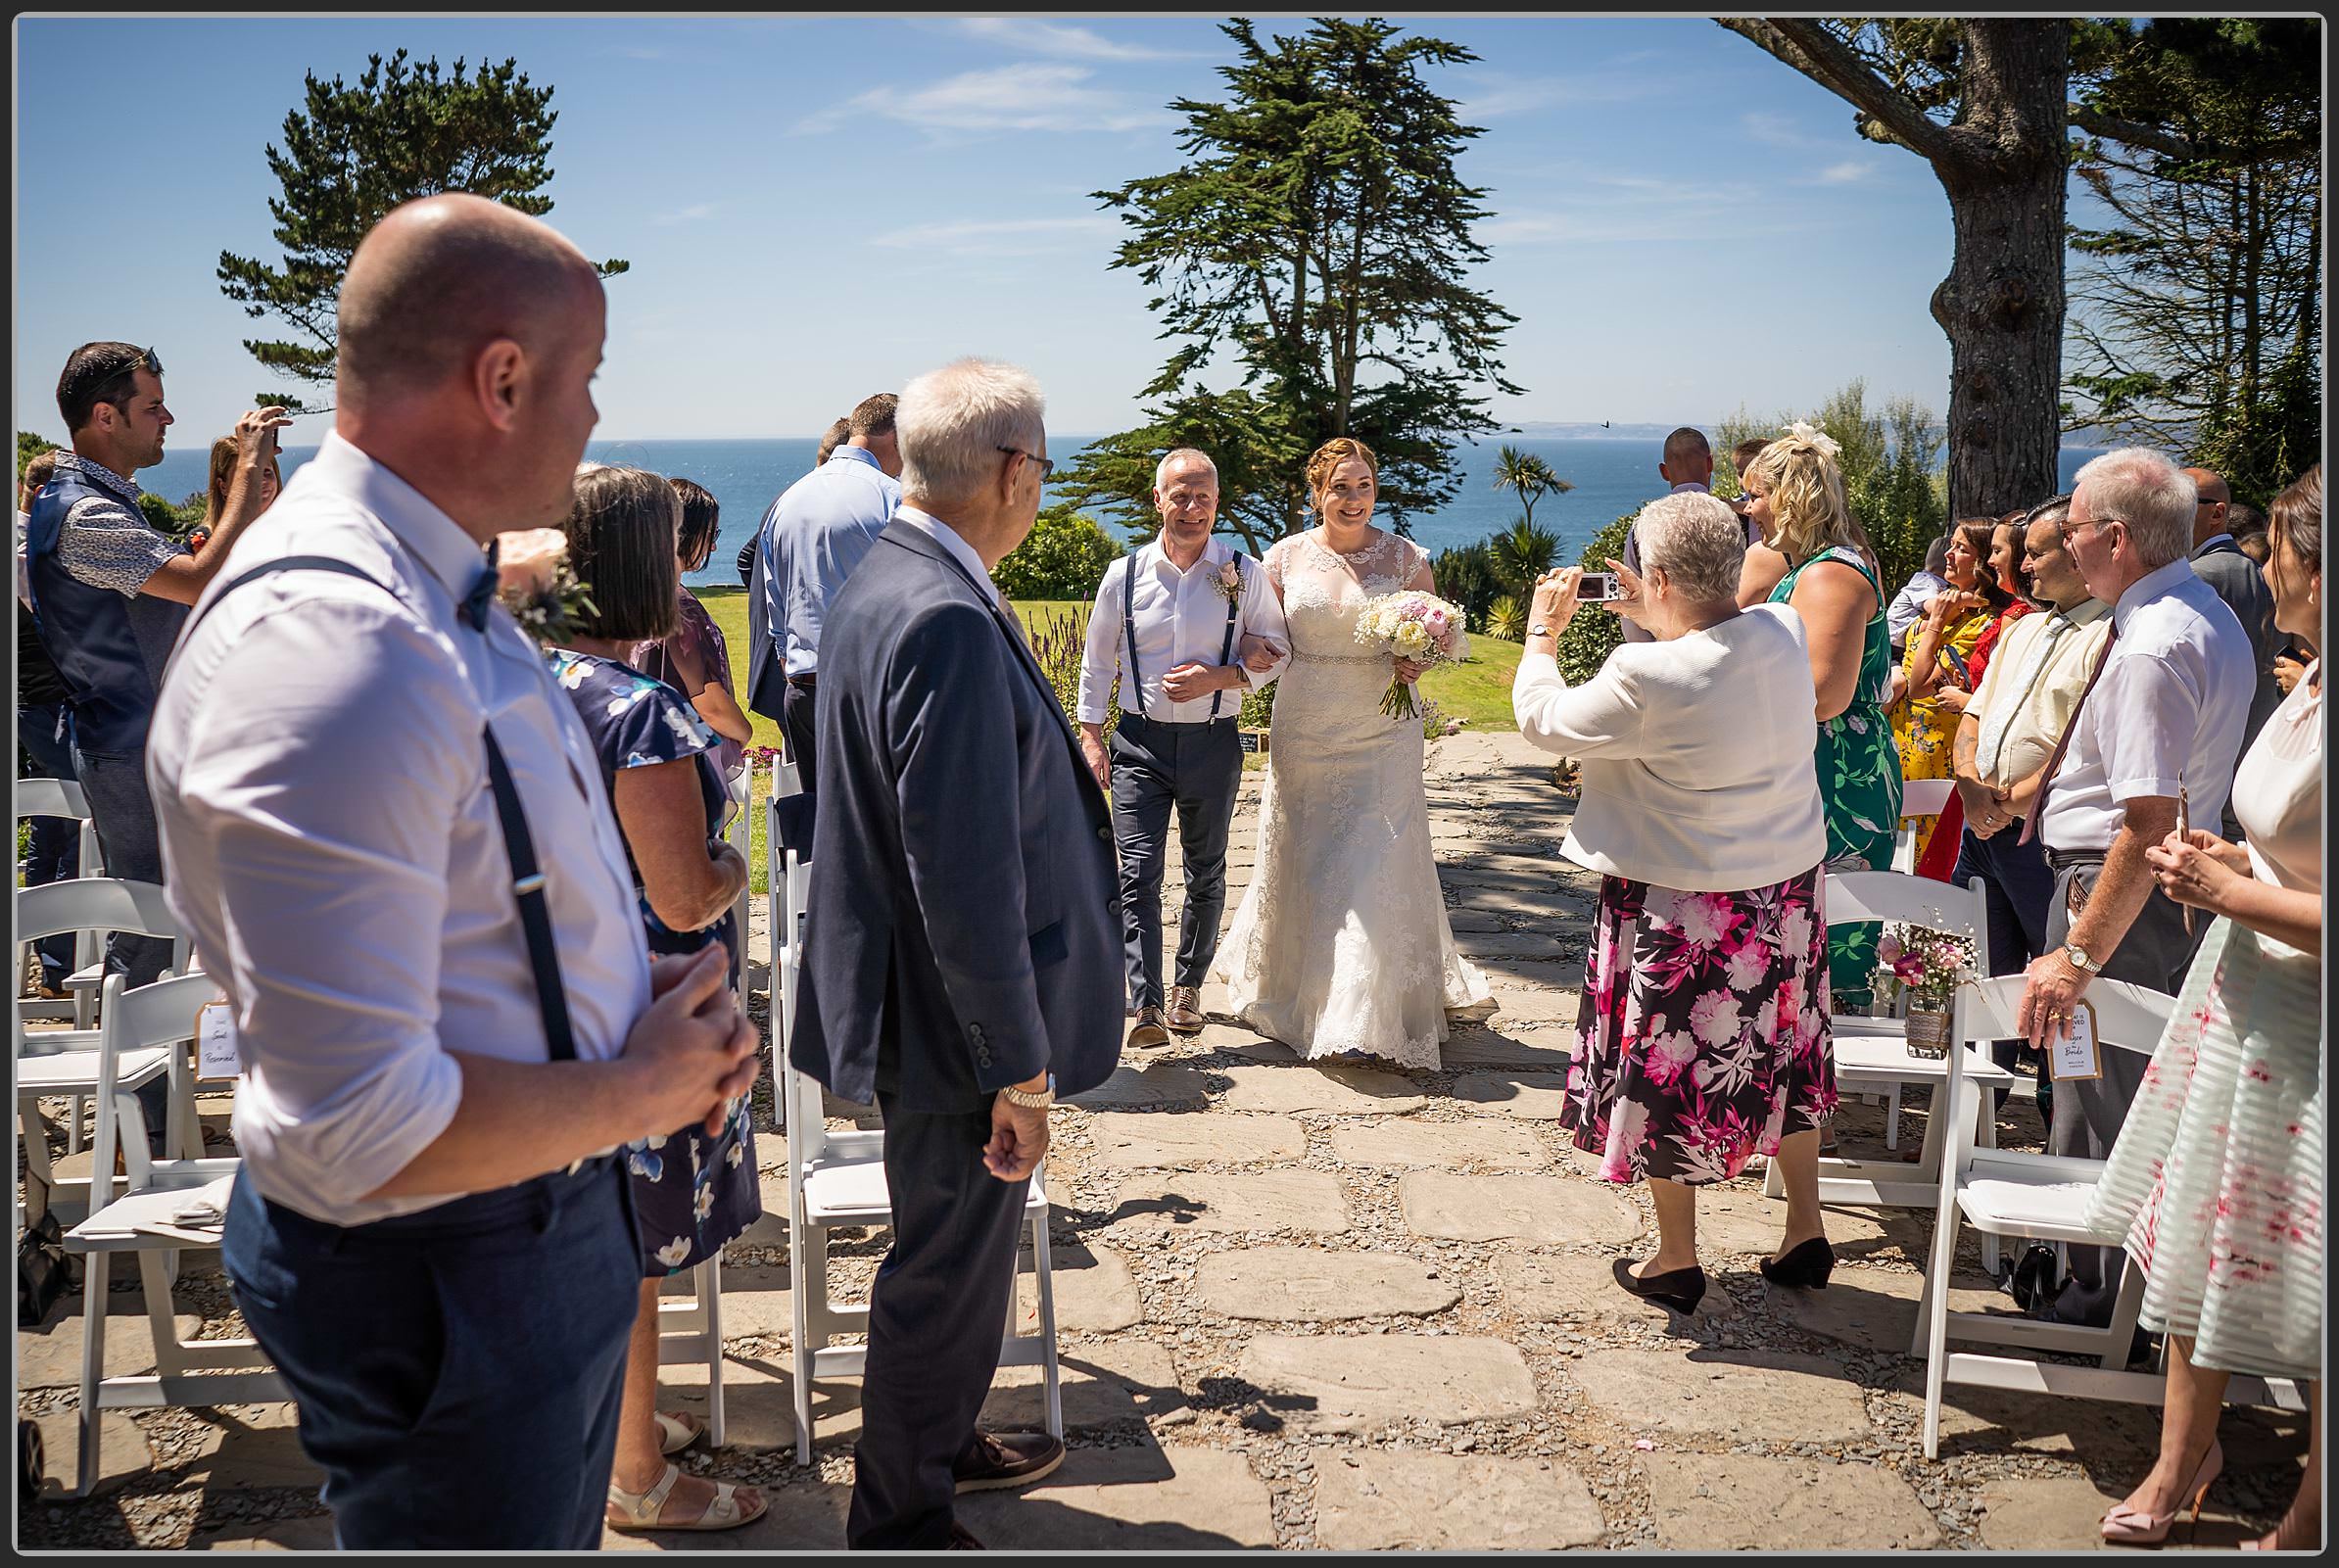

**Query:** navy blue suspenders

left=1122, top=549, right=1244, bottom=723
left=179, top=555, right=579, bottom=1063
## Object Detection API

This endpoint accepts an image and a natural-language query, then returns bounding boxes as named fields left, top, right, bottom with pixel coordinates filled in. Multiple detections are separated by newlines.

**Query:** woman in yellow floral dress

left=1891, top=519, right=2007, bottom=869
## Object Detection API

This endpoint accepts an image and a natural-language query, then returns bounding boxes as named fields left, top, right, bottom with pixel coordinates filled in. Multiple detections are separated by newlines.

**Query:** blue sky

left=14, top=13, right=1964, bottom=445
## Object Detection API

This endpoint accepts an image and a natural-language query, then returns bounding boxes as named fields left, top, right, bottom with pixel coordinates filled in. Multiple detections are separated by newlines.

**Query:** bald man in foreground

left=148, top=194, right=761, bottom=1548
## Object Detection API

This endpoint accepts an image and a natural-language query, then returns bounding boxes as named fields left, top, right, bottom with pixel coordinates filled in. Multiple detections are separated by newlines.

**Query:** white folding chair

left=1892, top=777, right=1957, bottom=874
left=773, top=849, right=1062, bottom=1465
left=1916, top=975, right=2309, bottom=1459
left=657, top=1259, right=728, bottom=1449
left=64, top=972, right=285, bottom=1497
left=15, top=879, right=197, bottom=1225
left=13, top=777, right=106, bottom=1027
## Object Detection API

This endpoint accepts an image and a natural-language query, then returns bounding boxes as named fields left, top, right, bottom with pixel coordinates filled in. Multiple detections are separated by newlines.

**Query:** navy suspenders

left=1122, top=549, right=1245, bottom=723
left=179, top=555, right=579, bottom=1063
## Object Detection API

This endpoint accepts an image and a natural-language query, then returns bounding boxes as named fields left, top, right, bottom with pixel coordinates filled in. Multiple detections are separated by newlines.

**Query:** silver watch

left=2062, top=941, right=2103, bottom=975
left=1528, top=623, right=1554, bottom=638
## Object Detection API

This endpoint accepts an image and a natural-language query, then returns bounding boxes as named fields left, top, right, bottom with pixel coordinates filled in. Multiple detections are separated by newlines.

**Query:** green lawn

left=693, top=583, right=1521, bottom=889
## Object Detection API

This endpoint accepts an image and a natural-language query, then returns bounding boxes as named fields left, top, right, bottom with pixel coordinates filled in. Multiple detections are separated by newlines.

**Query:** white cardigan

left=1513, top=603, right=1830, bottom=892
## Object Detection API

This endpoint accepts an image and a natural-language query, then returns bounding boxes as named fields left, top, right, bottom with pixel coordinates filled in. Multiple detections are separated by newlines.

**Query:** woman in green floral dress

left=1739, top=425, right=1901, bottom=1008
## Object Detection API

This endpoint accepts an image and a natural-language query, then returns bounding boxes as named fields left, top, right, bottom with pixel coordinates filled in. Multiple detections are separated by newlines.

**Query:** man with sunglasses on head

left=24, top=343, right=289, bottom=1005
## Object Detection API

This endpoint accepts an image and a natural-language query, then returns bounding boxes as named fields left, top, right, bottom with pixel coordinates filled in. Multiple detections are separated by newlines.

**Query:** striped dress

left=2081, top=664, right=2323, bottom=1378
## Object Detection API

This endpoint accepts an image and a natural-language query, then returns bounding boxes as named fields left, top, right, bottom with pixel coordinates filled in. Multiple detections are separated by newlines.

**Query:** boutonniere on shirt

left=1211, top=557, right=1244, bottom=605
left=493, top=528, right=598, bottom=647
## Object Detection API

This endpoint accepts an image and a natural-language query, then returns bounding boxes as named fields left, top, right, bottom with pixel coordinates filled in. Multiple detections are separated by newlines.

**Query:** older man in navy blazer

left=791, top=356, right=1122, bottom=1550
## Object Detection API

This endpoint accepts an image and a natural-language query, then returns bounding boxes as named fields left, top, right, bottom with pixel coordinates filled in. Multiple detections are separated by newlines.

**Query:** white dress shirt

left=1076, top=536, right=1290, bottom=725
left=1970, top=597, right=2113, bottom=788
left=893, top=503, right=1002, bottom=606
left=2038, top=555, right=2255, bottom=855
left=147, top=434, right=652, bottom=1225
left=1512, top=602, right=1829, bottom=891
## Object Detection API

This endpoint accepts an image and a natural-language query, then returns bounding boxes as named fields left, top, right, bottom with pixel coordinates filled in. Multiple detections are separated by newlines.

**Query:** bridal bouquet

left=493, top=528, right=597, bottom=647
left=1353, top=592, right=1470, bottom=720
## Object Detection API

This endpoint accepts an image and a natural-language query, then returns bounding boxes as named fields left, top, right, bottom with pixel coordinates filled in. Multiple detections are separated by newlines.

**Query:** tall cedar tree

left=1061, top=18, right=1522, bottom=555
left=217, top=50, right=628, bottom=412
left=2064, top=19, right=2321, bottom=506
left=1718, top=18, right=2317, bottom=519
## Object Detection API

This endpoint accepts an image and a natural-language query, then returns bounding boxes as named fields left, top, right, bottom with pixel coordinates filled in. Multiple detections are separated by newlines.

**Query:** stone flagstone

left=1439, top=1028, right=1574, bottom=1071
left=1233, top=1334, right=1537, bottom=1434
left=1195, top=1247, right=1459, bottom=1322
left=1571, top=1348, right=1871, bottom=1443
left=1314, top=1450, right=1606, bottom=1550
left=1639, top=1454, right=1939, bottom=1549
left=1971, top=1474, right=2124, bottom=1551
left=1494, top=1253, right=1738, bottom=1323
left=1326, top=1117, right=1546, bottom=1170
left=1450, top=1071, right=1575, bottom=1119
left=955, top=1443, right=1277, bottom=1550
left=1085, top=1111, right=1306, bottom=1168
left=1067, top=1062, right=1215, bottom=1112
left=1400, top=1172, right=1640, bottom=1245
left=1216, top=1063, right=1426, bottom=1117
left=1477, top=987, right=1582, bottom=1025
left=170, top=1403, right=322, bottom=1492
left=1016, top=1240, right=1143, bottom=1334
left=1112, top=1171, right=1351, bottom=1234
left=30, top=1407, right=151, bottom=1498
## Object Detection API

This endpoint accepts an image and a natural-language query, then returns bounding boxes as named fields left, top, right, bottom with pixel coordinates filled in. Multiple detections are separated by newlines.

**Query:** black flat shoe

left=1759, top=1235, right=1836, bottom=1289
left=1612, top=1256, right=1706, bottom=1314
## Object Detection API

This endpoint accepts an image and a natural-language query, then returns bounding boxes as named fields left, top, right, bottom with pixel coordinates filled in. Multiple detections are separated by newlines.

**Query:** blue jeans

left=17, top=701, right=80, bottom=989
left=222, top=1158, right=641, bottom=1549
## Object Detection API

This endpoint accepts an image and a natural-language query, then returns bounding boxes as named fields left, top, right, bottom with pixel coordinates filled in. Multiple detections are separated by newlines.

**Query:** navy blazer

left=790, top=517, right=1122, bottom=1112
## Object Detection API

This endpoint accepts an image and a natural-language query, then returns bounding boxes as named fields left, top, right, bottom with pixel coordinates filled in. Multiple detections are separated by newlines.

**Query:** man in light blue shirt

left=757, top=392, right=903, bottom=805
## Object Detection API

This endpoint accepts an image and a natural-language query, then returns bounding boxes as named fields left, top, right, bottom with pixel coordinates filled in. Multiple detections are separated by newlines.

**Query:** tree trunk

left=1927, top=22, right=2070, bottom=520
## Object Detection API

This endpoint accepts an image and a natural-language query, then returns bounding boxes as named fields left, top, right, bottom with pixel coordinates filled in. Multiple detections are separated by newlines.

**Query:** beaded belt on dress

left=1291, top=649, right=1388, bottom=665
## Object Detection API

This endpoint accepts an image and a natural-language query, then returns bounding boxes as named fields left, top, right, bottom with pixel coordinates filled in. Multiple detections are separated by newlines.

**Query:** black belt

left=1119, top=712, right=1234, bottom=732
left=788, top=673, right=817, bottom=690
left=2044, top=847, right=2108, bottom=872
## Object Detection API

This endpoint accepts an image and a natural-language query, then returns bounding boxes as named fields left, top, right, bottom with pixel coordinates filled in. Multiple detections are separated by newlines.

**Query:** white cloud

left=1741, top=110, right=1822, bottom=149
left=1457, top=72, right=1658, bottom=121
left=869, top=215, right=1120, bottom=259
left=795, top=64, right=1169, bottom=137
left=652, top=203, right=718, bottom=226
left=1815, top=160, right=1882, bottom=185
left=955, top=18, right=1199, bottom=62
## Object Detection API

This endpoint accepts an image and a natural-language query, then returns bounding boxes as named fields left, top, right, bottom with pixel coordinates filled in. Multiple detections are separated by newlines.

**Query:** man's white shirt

left=1076, top=536, right=1290, bottom=725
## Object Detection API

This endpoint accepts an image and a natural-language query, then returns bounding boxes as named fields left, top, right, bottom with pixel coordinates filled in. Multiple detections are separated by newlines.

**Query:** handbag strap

left=182, top=555, right=578, bottom=1062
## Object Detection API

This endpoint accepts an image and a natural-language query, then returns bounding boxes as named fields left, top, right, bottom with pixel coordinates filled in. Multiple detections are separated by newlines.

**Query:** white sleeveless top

left=2232, top=659, right=2321, bottom=896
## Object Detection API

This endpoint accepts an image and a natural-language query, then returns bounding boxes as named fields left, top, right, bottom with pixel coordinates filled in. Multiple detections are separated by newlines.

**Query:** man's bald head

left=2182, top=465, right=2231, bottom=546
left=337, top=193, right=602, bottom=409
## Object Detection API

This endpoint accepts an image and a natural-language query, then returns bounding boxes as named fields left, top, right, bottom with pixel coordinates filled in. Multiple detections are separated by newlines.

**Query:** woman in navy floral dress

left=550, top=465, right=764, bottom=1533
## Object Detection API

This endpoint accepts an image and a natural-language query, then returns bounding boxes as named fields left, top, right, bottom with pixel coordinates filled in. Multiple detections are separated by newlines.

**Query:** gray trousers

left=2042, top=851, right=2208, bottom=1324
left=1109, top=714, right=1243, bottom=1011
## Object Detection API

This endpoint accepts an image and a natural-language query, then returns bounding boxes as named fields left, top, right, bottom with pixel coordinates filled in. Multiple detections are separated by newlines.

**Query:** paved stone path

left=17, top=732, right=2308, bottom=1549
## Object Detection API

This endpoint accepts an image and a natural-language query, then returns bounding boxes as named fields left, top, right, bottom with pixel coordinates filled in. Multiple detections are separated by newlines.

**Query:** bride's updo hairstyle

left=1742, top=427, right=1863, bottom=564
left=1306, top=436, right=1378, bottom=506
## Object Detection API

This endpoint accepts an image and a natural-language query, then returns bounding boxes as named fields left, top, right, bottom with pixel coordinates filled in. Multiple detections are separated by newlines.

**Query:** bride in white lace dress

left=1213, top=438, right=1495, bottom=1069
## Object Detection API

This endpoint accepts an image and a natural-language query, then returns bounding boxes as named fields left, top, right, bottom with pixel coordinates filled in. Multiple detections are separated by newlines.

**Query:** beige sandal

left=606, top=1462, right=767, bottom=1533
left=653, top=1409, right=704, bottom=1456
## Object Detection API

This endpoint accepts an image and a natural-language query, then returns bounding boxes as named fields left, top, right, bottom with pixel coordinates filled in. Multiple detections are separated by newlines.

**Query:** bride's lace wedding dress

left=1213, top=528, right=1495, bottom=1069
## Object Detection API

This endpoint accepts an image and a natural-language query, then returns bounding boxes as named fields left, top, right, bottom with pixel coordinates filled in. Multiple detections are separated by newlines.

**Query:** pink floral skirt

left=1560, top=867, right=1835, bottom=1186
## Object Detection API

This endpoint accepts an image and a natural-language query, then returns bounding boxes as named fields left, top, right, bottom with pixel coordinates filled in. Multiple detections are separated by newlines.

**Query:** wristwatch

left=1000, top=1072, right=1057, bottom=1111
left=1528, top=623, right=1554, bottom=639
left=2061, top=941, right=2103, bottom=975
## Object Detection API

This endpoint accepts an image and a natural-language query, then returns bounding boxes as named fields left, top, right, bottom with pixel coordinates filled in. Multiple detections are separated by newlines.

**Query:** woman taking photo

left=1894, top=518, right=2011, bottom=870
left=1513, top=493, right=1837, bottom=1310
left=549, top=465, right=764, bottom=1534
left=1739, top=426, right=1899, bottom=1008
left=2085, top=463, right=2322, bottom=1551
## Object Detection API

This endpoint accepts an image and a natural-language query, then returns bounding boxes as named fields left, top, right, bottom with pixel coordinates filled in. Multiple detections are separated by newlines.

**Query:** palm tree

left=1492, top=444, right=1573, bottom=531
left=1493, top=518, right=1560, bottom=591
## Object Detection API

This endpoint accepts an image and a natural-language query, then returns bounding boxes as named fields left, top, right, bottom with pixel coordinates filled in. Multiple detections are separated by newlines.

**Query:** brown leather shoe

left=953, top=1429, right=1065, bottom=1494
left=1126, top=1006, right=1171, bottom=1052
left=1165, top=985, right=1206, bottom=1034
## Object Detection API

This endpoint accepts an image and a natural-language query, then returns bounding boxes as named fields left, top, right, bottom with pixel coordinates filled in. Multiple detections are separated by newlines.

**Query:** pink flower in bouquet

left=494, top=528, right=569, bottom=598
left=1876, top=932, right=1904, bottom=966
left=1424, top=605, right=1450, bottom=639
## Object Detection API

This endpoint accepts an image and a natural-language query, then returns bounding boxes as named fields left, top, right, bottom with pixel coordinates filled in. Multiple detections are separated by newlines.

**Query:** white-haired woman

left=1512, top=493, right=1838, bottom=1312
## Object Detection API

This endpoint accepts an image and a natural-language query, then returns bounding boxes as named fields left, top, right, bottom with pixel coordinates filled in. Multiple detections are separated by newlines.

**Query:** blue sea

left=137, top=436, right=2109, bottom=590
